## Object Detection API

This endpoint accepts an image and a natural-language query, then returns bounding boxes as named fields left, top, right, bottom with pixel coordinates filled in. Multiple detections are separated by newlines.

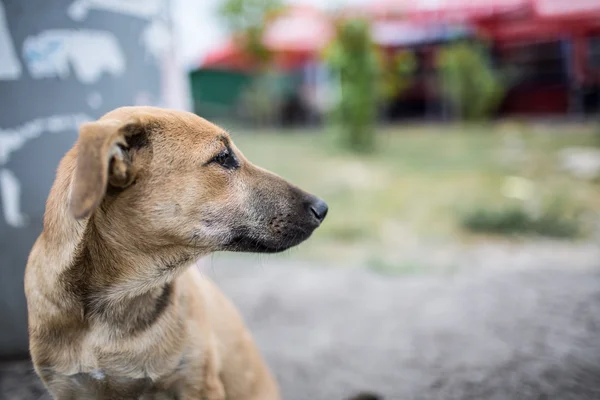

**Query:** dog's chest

left=51, top=371, right=183, bottom=400
left=47, top=331, right=188, bottom=400
left=75, top=327, right=183, bottom=380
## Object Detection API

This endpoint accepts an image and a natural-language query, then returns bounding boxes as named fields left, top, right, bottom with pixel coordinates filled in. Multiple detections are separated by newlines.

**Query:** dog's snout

left=309, top=198, right=328, bottom=224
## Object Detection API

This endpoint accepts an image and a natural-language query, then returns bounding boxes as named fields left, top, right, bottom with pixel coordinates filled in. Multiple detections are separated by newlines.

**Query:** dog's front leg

left=179, top=358, right=224, bottom=400
left=200, top=339, right=226, bottom=400
left=200, top=370, right=225, bottom=400
left=178, top=378, right=224, bottom=400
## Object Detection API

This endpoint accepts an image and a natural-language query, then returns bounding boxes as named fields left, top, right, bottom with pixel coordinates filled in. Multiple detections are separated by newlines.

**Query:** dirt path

left=203, top=256, right=600, bottom=400
left=4, top=257, right=600, bottom=400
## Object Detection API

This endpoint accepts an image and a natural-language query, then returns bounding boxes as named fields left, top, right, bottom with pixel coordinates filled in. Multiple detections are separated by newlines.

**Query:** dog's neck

left=64, top=212, right=199, bottom=328
left=39, top=150, right=198, bottom=333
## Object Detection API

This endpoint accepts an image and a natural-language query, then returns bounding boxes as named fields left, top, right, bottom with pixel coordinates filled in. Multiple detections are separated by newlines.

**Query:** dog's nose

left=309, top=198, right=328, bottom=223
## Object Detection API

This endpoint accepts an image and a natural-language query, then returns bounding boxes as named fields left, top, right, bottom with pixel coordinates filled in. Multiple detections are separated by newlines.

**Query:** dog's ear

left=69, top=116, right=150, bottom=219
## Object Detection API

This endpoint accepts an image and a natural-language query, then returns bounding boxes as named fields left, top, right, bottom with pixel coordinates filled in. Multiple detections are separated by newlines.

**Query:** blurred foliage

left=438, top=41, right=505, bottom=121
left=218, top=0, right=285, bottom=127
left=325, top=18, right=380, bottom=152
left=459, top=197, right=582, bottom=238
left=217, top=0, right=283, bottom=64
left=378, top=50, right=417, bottom=100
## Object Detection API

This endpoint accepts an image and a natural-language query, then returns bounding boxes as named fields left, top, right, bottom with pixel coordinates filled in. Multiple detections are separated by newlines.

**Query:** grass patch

left=459, top=201, right=582, bottom=239
left=367, top=258, right=425, bottom=276
left=366, top=255, right=462, bottom=276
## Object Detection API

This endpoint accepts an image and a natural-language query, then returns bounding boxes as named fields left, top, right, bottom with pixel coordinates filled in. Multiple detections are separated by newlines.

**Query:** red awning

left=201, top=39, right=254, bottom=71
left=358, top=0, right=532, bottom=23
left=478, top=0, right=600, bottom=43
left=262, top=5, right=333, bottom=53
left=200, top=5, right=332, bottom=71
left=408, top=0, right=531, bottom=23
left=479, top=18, right=568, bottom=42
left=534, top=0, right=600, bottom=20
left=358, top=0, right=600, bottom=28
left=201, top=39, right=313, bottom=71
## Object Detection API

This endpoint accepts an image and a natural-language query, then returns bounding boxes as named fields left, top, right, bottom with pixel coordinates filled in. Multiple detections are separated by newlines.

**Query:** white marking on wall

left=0, top=113, right=91, bottom=165
left=87, top=91, right=103, bottom=109
left=67, top=0, right=164, bottom=21
left=0, top=113, right=92, bottom=228
left=23, top=30, right=126, bottom=84
left=0, top=169, right=27, bottom=227
left=0, top=1, right=22, bottom=80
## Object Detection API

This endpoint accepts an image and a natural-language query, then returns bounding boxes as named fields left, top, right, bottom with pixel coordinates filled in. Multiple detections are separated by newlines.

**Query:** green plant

left=379, top=50, right=417, bottom=100
left=325, top=18, right=380, bottom=152
left=459, top=199, right=582, bottom=239
left=217, top=0, right=283, bottom=64
left=438, top=41, right=505, bottom=121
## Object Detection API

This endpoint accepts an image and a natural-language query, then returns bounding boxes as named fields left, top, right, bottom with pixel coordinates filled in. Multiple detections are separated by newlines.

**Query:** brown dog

left=24, top=106, right=329, bottom=399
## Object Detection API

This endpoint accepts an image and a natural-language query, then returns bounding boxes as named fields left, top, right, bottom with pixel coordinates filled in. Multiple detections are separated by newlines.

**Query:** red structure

left=362, top=0, right=600, bottom=115
left=200, top=1, right=600, bottom=117
left=482, top=0, right=600, bottom=115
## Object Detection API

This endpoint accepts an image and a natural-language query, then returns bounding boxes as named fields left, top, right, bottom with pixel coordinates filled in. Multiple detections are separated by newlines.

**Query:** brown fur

left=24, top=107, right=328, bottom=399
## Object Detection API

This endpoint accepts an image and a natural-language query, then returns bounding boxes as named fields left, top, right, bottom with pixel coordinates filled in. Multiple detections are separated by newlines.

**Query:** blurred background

left=3, top=0, right=600, bottom=399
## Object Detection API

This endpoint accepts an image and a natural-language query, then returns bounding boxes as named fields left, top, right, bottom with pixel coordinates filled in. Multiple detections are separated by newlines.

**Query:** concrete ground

left=4, top=256, right=600, bottom=400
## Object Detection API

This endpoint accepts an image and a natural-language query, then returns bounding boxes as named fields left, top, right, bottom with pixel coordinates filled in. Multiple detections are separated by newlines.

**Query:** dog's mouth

left=222, top=226, right=314, bottom=254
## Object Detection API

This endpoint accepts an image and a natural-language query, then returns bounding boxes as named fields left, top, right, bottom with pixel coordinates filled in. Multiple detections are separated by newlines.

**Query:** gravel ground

left=4, top=256, right=600, bottom=400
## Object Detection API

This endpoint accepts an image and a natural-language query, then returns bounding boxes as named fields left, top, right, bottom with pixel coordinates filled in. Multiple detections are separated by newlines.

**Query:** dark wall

left=0, top=0, right=182, bottom=358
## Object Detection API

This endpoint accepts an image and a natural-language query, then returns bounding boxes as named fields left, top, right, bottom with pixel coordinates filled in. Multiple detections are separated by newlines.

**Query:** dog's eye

left=211, top=149, right=239, bottom=169
left=214, top=152, right=228, bottom=164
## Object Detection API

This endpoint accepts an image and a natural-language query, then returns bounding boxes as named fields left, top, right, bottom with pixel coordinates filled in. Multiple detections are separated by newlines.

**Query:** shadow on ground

left=4, top=258, right=600, bottom=400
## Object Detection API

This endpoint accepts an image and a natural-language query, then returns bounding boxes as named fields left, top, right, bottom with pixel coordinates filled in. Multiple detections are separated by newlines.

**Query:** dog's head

left=68, top=107, right=327, bottom=255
